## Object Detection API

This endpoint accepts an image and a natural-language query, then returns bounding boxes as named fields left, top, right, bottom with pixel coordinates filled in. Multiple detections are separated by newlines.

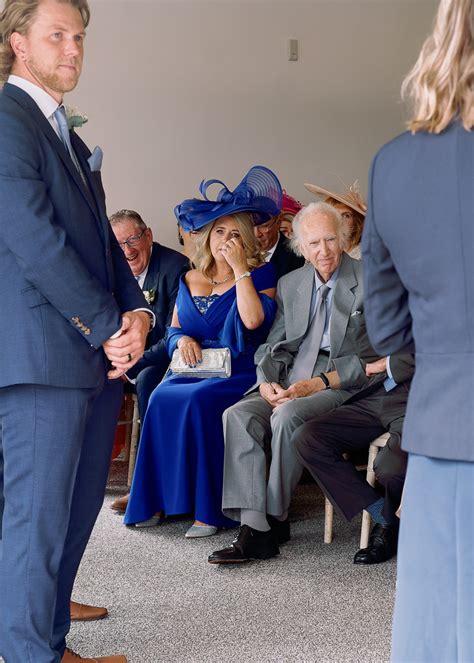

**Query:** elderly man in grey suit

left=209, top=202, right=370, bottom=564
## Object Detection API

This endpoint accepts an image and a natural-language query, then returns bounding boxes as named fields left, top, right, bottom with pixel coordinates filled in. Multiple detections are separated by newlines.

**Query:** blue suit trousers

left=0, top=380, right=123, bottom=663
left=392, top=454, right=474, bottom=662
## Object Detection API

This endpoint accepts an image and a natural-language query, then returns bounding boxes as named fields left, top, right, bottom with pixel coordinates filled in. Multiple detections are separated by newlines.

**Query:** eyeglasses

left=118, top=229, right=146, bottom=249
left=255, top=217, right=279, bottom=234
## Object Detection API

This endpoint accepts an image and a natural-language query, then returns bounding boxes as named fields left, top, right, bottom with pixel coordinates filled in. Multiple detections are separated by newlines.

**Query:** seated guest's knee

left=269, top=400, right=299, bottom=434
left=374, top=457, right=406, bottom=488
left=292, top=422, right=328, bottom=461
left=374, top=445, right=407, bottom=486
left=223, top=401, right=241, bottom=428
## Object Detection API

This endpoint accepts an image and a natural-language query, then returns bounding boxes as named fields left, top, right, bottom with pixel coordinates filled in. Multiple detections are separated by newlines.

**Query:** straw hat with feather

left=304, top=179, right=367, bottom=217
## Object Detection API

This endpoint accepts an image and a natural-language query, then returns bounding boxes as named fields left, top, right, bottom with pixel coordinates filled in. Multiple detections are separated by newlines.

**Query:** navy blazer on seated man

left=0, top=77, right=148, bottom=662
left=110, top=208, right=189, bottom=353
left=143, top=242, right=188, bottom=348
left=121, top=237, right=188, bottom=419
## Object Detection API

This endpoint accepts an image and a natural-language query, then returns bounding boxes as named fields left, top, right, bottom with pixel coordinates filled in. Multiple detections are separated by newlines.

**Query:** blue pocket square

left=87, top=146, right=103, bottom=172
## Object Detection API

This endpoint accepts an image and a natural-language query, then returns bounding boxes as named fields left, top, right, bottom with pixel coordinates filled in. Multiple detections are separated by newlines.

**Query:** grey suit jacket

left=250, top=252, right=368, bottom=392
left=362, top=121, right=474, bottom=461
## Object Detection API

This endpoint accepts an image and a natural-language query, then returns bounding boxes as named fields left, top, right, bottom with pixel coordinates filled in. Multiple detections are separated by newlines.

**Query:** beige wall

left=72, top=0, right=437, bottom=249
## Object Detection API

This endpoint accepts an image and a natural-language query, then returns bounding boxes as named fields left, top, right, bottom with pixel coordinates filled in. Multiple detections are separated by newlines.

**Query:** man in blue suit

left=110, top=208, right=188, bottom=412
left=109, top=210, right=188, bottom=514
left=0, top=1, right=151, bottom=661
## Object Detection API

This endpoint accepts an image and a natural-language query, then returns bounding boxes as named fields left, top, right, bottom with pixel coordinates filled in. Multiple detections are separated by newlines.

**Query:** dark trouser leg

left=135, top=347, right=170, bottom=420
left=293, top=403, right=385, bottom=521
left=374, top=424, right=407, bottom=526
left=52, top=380, right=123, bottom=653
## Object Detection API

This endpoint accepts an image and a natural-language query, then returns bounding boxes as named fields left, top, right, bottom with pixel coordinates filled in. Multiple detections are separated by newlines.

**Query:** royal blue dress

left=124, top=263, right=277, bottom=528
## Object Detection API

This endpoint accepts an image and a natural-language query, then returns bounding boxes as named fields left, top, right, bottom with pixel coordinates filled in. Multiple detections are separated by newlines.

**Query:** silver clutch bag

left=170, top=347, right=232, bottom=378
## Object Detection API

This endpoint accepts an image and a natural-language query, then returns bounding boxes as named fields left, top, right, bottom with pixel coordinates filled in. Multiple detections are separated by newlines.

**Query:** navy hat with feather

left=175, top=166, right=282, bottom=231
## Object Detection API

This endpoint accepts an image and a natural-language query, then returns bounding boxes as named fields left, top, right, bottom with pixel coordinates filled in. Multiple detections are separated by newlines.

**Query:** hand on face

left=220, top=236, right=247, bottom=272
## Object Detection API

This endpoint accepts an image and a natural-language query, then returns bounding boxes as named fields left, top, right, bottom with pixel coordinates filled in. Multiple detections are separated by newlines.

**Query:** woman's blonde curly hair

left=192, top=213, right=264, bottom=280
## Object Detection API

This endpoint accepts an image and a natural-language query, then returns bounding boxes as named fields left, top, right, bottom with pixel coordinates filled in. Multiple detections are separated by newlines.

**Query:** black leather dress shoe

left=267, top=515, right=291, bottom=544
left=208, top=525, right=280, bottom=564
left=353, top=523, right=398, bottom=565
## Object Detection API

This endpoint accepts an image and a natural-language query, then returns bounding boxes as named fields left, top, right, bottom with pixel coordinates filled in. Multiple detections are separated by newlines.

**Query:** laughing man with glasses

left=109, top=210, right=189, bottom=513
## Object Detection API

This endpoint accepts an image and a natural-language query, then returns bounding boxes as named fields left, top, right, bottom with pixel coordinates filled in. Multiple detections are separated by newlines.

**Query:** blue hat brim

left=175, top=165, right=282, bottom=232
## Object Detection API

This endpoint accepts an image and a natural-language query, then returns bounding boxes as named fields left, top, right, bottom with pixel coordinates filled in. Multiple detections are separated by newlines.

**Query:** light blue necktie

left=289, top=284, right=330, bottom=383
left=384, top=375, right=397, bottom=392
left=53, top=106, right=87, bottom=185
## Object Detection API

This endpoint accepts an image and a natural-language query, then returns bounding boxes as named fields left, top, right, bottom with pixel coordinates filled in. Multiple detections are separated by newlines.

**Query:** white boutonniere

left=143, top=289, right=156, bottom=305
left=66, top=105, right=88, bottom=130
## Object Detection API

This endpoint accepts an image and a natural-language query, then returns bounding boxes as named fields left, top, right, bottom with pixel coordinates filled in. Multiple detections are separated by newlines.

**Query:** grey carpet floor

left=67, top=482, right=396, bottom=663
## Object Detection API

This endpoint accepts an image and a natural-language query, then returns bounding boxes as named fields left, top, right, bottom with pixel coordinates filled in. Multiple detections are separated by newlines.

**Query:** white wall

left=72, top=0, right=437, bottom=249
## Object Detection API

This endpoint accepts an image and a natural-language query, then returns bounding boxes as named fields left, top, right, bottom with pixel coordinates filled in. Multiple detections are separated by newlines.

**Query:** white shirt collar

left=136, top=263, right=149, bottom=290
left=314, top=262, right=340, bottom=291
left=8, top=75, right=60, bottom=121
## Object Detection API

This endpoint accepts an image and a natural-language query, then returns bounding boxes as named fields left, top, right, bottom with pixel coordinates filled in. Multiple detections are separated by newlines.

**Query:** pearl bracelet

left=234, top=271, right=251, bottom=283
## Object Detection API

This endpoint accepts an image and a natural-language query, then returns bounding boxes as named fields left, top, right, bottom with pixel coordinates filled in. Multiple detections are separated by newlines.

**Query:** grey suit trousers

left=222, top=368, right=353, bottom=521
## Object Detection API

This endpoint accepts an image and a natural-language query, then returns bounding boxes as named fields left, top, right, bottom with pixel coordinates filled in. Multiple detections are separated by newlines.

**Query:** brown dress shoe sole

left=70, top=601, right=109, bottom=621
left=71, top=611, right=108, bottom=622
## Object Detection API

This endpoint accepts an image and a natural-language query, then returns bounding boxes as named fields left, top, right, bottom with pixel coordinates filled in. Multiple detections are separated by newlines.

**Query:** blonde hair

left=0, top=0, right=90, bottom=84
left=401, top=0, right=474, bottom=133
left=192, top=213, right=263, bottom=279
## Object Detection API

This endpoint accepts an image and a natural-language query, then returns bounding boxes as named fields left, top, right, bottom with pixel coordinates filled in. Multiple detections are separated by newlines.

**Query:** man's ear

left=10, top=32, right=28, bottom=61
left=146, top=227, right=153, bottom=243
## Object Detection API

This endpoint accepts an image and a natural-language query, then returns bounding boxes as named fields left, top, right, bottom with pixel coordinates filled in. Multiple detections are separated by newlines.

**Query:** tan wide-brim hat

left=304, top=181, right=367, bottom=217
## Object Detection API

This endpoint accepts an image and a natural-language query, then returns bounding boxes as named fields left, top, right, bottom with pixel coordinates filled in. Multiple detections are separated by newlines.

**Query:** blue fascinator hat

left=174, top=165, right=282, bottom=231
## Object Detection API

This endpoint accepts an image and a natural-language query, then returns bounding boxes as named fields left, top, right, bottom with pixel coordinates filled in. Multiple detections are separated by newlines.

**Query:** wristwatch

left=318, top=372, right=331, bottom=389
left=142, top=309, right=155, bottom=330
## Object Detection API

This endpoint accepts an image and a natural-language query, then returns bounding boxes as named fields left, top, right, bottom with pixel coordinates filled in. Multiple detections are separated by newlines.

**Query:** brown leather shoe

left=110, top=493, right=129, bottom=513
left=61, top=648, right=127, bottom=662
left=70, top=600, right=108, bottom=622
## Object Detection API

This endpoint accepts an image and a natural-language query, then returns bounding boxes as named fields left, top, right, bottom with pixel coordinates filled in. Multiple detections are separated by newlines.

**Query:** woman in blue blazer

left=361, top=1, right=473, bottom=661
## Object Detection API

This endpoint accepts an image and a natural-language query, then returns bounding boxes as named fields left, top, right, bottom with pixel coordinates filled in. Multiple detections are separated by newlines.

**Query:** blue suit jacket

left=0, top=83, right=146, bottom=389
left=143, top=242, right=188, bottom=348
left=362, top=121, right=474, bottom=461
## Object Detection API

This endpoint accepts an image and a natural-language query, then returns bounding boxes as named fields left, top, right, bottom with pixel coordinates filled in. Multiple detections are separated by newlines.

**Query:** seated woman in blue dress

left=124, top=166, right=281, bottom=537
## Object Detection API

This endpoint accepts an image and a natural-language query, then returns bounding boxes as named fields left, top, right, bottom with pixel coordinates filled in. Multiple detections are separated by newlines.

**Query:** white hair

left=290, top=202, right=343, bottom=256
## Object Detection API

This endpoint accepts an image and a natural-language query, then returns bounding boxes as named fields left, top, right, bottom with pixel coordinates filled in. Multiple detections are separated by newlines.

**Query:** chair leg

left=324, top=498, right=334, bottom=544
left=359, top=435, right=389, bottom=548
left=127, top=396, right=140, bottom=488
left=360, top=511, right=371, bottom=549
